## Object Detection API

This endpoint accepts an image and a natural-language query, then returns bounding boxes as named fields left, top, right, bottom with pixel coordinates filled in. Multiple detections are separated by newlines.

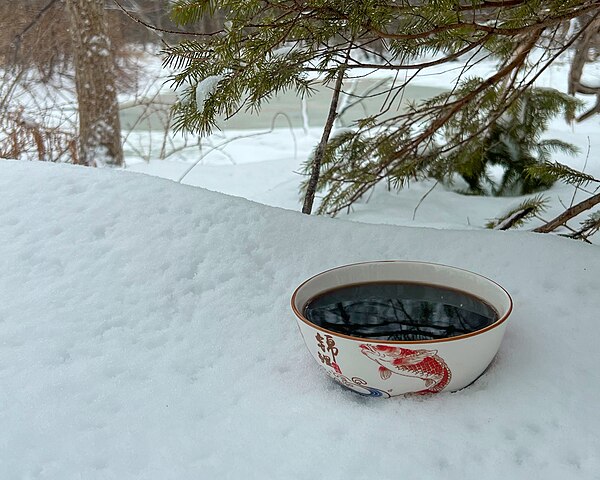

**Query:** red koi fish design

left=360, top=344, right=451, bottom=394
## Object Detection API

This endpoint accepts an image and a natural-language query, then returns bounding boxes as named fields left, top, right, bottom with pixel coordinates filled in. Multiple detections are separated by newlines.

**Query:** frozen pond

left=119, top=79, right=446, bottom=132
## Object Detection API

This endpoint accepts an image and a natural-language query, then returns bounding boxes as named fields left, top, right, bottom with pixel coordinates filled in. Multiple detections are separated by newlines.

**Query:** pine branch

left=533, top=192, right=600, bottom=233
left=325, top=29, right=542, bottom=215
left=567, top=211, right=600, bottom=242
left=367, top=2, right=600, bottom=39
left=526, top=161, right=599, bottom=187
left=486, top=195, right=549, bottom=230
left=163, top=0, right=600, bottom=216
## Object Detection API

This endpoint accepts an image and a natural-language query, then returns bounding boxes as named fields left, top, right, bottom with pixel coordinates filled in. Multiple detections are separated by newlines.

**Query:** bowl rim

left=291, top=260, right=513, bottom=345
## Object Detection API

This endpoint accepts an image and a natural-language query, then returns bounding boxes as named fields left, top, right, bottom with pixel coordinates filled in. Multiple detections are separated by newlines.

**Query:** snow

left=195, top=75, right=224, bottom=115
left=581, top=64, right=600, bottom=88
left=3, top=43, right=600, bottom=478
left=126, top=114, right=600, bottom=231
left=1, top=160, right=600, bottom=479
left=270, top=43, right=301, bottom=58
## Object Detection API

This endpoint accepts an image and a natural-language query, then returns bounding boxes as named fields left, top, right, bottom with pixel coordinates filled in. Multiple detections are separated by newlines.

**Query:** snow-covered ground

left=1, top=160, right=599, bottom=479
left=125, top=116, right=600, bottom=231
left=2, top=49, right=600, bottom=479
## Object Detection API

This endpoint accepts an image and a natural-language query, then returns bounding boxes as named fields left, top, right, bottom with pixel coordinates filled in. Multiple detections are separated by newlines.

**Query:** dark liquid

left=303, top=282, right=498, bottom=341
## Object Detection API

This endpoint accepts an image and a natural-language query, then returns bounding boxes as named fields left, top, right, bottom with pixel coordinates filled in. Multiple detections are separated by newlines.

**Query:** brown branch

left=254, top=1, right=597, bottom=44
left=569, top=15, right=600, bottom=121
left=497, top=207, right=536, bottom=230
left=302, top=51, right=349, bottom=215
left=326, top=10, right=600, bottom=216
left=454, top=0, right=528, bottom=11
left=533, top=192, right=600, bottom=233
left=344, top=34, right=491, bottom=71
left=434, top=11, right=600, bottom=157
left=111, top=0, right=224, bottom=38
left=381, top=33, right=538, bottom=181
left=368, top=3, right=600, bottom=40
left=577, top=94, right=600, bottom=122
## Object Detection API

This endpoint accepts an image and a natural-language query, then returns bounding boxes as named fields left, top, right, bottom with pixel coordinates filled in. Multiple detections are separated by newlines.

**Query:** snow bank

left=1, top=161, right=599, bottom=479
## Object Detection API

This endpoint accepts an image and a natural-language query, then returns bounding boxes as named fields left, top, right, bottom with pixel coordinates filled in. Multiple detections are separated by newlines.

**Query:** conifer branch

left=163, top=0, right=600, bottom=218
left=486, top=195, right=549, bottom=230
left=526, top=161, right=599, bottom=187
left=566, top=211, right=600, bottom=242
left=533, top=192, right=600, bottom=233
left=367, top=3, right=599, bottom=39
left=325, top=29, right=542, bottom=215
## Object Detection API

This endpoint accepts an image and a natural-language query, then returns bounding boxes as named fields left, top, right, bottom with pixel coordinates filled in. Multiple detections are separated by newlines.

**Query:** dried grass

left=0, top=107, right=80, bottom=163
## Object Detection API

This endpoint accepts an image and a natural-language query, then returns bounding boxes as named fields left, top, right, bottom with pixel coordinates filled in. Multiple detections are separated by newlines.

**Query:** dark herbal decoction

left=303, top=282, right=499, bottom=341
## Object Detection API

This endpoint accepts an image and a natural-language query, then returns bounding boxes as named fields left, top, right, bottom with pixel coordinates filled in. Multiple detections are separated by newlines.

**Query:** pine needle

left=486, top=194, right=549, bottom=230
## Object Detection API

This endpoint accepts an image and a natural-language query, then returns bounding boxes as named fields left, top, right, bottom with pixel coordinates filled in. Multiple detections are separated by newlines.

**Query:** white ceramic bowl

left=291, top=261, right=513, bottom=397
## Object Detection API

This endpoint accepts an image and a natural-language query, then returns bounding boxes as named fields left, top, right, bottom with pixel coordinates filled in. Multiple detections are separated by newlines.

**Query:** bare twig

left=112, top=0, right=224, bottom=38
left=11, top=0, right=60, bottom=58
left=569, top=136, right=591, bottom=208
left=177, top=110, right=298, bottom=184
left=412, top=181, right=438, bottom=221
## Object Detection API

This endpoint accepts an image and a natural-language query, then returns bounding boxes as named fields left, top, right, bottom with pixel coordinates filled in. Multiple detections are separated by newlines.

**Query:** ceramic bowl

left=291, top=261, right=513, bottom=397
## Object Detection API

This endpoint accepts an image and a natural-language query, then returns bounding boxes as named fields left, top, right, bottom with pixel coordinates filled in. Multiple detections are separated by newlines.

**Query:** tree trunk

left=66, top=0, right=123, bottom=167
left=302, top=67, right=346, bottom=215
left=569, top=16, right=600, bottom=122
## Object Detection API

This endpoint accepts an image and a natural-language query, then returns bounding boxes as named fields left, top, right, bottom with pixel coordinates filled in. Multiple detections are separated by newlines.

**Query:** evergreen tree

left=433, top=87, right=580, bottom=196
left=164, top=0, right=600, bottom=214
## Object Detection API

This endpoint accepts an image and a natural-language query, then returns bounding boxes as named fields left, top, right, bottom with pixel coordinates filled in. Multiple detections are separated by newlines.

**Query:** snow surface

left=126, top=115, right=600, bottom=232
left=1, top=160, right=600, bottom=479
left=581, top=61, right=600, bottom=89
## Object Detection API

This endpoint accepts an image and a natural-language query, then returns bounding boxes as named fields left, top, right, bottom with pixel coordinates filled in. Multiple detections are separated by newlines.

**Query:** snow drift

left=0, top=161, right=599, bottom=479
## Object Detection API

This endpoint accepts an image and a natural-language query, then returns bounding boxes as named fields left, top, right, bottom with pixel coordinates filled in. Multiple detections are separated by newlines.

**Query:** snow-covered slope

left=1, top=161, right=599, bottom=479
